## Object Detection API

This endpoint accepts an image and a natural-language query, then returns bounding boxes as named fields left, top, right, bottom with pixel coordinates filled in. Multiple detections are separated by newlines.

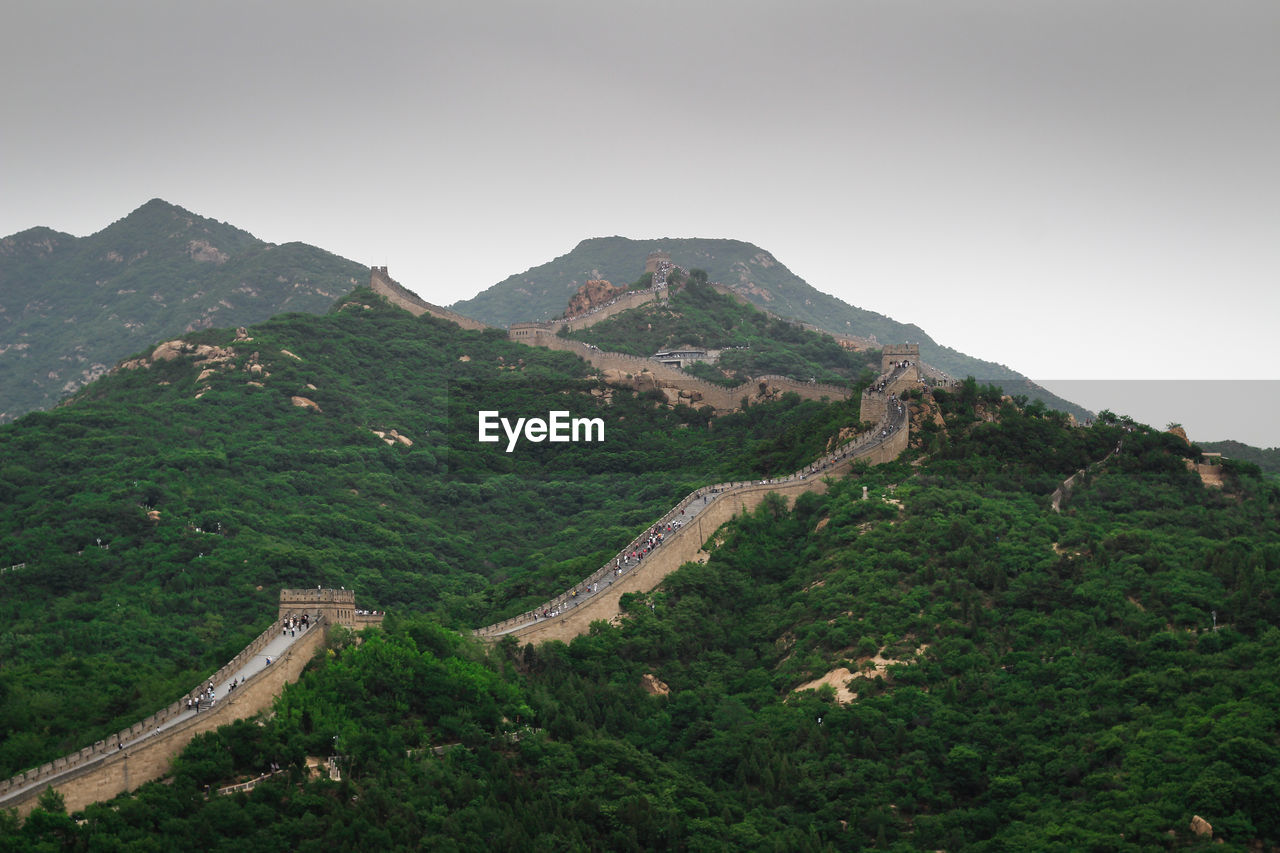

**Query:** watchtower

left=881, top=343, right=920, bottom=373
left=644, top=251, right=671, bottom=275
left=508, top=321, right=561, bottom=341
left=279, top=588, right=359, bottom=627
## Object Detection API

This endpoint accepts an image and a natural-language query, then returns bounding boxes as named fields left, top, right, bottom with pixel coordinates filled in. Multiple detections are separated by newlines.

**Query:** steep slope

left=451, top=235, right=1090, bottom=419
left=0, top=199, right=367, bottom=421
left=0, top=287, right=869, bottom=778
left=7, top=395, right=1279, bottom=849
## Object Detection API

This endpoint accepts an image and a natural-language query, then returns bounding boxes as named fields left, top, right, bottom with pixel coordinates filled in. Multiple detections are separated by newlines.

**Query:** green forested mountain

left=0, top=288, right=864, bottom=781
left=451, top=236, right=1089, bottom=419
left=5, top=376, right=1278, bottom=850
left=0, top=199, right=366, bottom=422
left=1, top=249, right=1277, bottom=849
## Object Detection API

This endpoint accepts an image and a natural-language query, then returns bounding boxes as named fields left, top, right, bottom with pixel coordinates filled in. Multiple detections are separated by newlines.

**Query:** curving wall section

left=475, top=366, right=912, bottom=645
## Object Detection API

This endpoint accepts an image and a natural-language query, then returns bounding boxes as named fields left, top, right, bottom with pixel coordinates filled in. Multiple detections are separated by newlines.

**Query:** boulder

left=291, top=396, right=321, bottom=412
left=640, top=673, right=670, bottom=696
left=150, top=340, right=187, bottom=361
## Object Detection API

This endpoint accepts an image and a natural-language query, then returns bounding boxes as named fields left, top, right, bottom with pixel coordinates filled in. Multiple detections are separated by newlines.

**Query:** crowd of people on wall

left=561, top=279, right=668, bottom=324
left=533, top=517, right=690, bottom=621
left=282, top=614, right=309, bottom=637
left=186, top=680, right=218, bottom=714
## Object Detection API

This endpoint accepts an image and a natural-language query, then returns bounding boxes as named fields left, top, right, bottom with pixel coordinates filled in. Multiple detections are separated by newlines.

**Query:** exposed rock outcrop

left=640, top=673, right=670, bottom=696
left=120, top=340, right=236, bottom=370
left=565, top=279, right=622, bottom=317
left=187, top=240, right=228, bottom=264
left=371, top=428, right=413, bottom=447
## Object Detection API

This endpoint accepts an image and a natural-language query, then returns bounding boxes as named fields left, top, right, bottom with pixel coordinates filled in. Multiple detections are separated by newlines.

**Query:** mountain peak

left=0, top=201, right=367, bottom=422
left=106, top=198, right=203, bottom=232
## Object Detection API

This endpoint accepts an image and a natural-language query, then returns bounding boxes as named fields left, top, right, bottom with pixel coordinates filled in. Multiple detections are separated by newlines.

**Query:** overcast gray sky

left=3, top=1, right=1277, bottom=443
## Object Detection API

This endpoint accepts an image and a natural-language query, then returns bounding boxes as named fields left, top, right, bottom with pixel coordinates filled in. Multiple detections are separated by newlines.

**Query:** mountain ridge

left=0, top=199, right=366, bottom=422
left=453, top=235, right=1090, bottom=419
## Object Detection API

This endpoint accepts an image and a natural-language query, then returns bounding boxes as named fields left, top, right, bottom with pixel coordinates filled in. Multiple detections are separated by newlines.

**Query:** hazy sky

left=4, top=1, right=1277, bottom=442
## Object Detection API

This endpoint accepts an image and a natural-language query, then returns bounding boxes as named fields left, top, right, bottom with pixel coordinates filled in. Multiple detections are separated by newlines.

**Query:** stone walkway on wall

left=0, top=618, right=320, bottom=813
left=126, top=624, right=316, bottom=747
left=477, top=365, right=913, bottom=644
left=1051, top=439, right=1124, bottom=512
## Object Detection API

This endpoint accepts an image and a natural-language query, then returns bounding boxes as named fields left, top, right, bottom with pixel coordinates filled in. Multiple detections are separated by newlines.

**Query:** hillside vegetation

left=0, top=289, right=869, bottom=779
left=0, top=199, right=366, bottom=422
left=6, top=393, right=1278, bottom=850
left=564, top=279, right=880, bottom=387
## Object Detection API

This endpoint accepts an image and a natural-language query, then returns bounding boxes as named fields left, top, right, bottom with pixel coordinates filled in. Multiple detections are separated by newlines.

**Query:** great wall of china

left=369, top=266, right=491, bottom=332
left=368, top=262, right=928, bottom=642
left=474, top=360, right=919, bottom=645
left=508, top=328, right=856, bottom=411
left=371, top=264, right=866, bottom=413
left=0, top=590, right=382, bottom=817
left=3, top=264, right=926, bottom=819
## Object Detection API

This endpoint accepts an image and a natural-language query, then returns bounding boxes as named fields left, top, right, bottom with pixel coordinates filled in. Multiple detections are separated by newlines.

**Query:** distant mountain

left=1198, top=439, right=1280, bottom=477
left=451, top=236, right=1091, bottom=419
left=0, top=199, right=367, bottom=422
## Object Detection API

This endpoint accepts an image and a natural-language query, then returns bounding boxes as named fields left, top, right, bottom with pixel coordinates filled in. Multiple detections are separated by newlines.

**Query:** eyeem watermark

left=478, top=410, right=605, bottom=452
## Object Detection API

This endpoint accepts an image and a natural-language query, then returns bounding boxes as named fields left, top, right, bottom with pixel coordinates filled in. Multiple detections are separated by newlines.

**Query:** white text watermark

left=478, top=410, right=605, bottom=452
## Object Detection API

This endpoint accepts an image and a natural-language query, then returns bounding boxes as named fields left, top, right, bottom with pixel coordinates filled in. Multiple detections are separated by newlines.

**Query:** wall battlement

left=279, top=587, right=359, bottom=626
left=0, top=589, right=381, bottom=817
left=881, top=343, right=919, bottom=372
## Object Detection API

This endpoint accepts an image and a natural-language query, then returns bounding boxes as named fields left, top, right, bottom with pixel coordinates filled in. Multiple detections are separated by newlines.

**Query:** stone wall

left=0, top=618, right=329, bottom=817
left=559, top=286, right=665, bottom=332
left=477, top=390, right=909, bottom=645
left=860, top=364, right=920, bottom=422
left=860, top=393, right=887, bottom=424
left=509, top=330, right=853, bottom=413
left=369, top=267, right=490, bottom=332
left=279, top=587, right=357, bottom=625
left=644, top=251, right=671, bottom=275
left=881, top=343, right=920, bottom=372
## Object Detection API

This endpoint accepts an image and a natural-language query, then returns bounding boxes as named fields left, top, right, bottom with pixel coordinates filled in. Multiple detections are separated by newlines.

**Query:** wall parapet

left=0, top=612, right=315, bottom=809
left=0, top=588, right=379, bottom=815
